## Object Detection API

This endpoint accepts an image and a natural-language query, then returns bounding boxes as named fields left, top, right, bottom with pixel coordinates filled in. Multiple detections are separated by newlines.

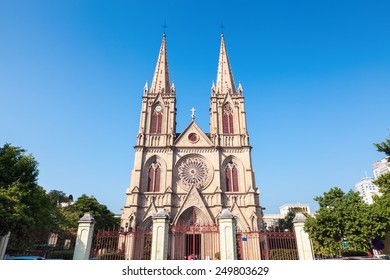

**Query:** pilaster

left=73, top=212, right=96, bottom=260
left=293, top=213, right=314, bottom=260
left=150, top=209, right=170, bottom=260
left=218, top=209, right=237, bottom=260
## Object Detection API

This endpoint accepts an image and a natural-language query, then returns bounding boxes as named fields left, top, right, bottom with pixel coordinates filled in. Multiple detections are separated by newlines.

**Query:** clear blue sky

left=1, top=0, right=389, bottom=214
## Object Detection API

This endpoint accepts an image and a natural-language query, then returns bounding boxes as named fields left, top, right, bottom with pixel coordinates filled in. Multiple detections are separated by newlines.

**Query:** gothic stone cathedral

left=120, top=33, right=264, bottom=259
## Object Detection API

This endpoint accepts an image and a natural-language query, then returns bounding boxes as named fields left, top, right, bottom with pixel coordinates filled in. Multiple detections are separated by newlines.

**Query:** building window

left=148, top=161, right=161, bottom=192
left=151, top=112, right=163, bottom=134
left=223, top=103, right=234, bottom=134
left=225, top=160, right=239, bottom=192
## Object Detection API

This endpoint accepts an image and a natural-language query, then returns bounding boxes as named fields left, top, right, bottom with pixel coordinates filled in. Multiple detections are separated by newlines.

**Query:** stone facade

left=120, top=34, right=264, bottom=252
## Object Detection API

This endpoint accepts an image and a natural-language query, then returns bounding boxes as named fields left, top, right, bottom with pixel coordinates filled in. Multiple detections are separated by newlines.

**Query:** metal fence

left=89, top=227, right=298, bottom=260
left=90, top=228, right=152, bottom=260
left=169, top=223, right=220, bottom=260
left=5, top=230, right=76, bottom=260
left=237, top=229, right=298, bottom=260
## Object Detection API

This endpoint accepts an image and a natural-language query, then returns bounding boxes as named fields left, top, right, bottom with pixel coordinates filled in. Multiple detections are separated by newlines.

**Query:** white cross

left=190, top=107, right=196, bottom=121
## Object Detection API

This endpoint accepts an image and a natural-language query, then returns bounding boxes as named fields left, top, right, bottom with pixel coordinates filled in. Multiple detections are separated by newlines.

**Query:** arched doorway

left=170, top=207, right=219, bottom=260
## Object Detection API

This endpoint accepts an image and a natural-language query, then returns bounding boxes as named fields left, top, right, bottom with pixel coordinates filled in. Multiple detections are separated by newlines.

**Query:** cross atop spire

left=162, top=21, right=168, bottom=34
left=215, top=34, right=236, bottom=95
left=219, top=22, right=225, bottom=35
left=190, top=107, right=196, bottom=121
left=150, top=33, right=171, bottom=94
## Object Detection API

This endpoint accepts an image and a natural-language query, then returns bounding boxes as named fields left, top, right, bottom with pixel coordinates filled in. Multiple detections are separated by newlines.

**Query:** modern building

left=355, top=177, right=381, bottom=204
left=373, top=157, right=390, bottom=180
left=279, top=204, right=310, bottom=216
left=263, top=203, right=311, bottom=229
left=120, top=33, right=264, bottom=259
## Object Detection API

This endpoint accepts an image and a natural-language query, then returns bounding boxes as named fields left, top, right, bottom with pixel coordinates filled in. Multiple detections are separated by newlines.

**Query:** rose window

left=178, top=157, right=209, bottom=188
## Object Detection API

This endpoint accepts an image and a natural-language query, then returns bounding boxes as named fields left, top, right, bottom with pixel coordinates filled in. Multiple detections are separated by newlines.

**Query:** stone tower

left=121, top=33, right=264, bottom=244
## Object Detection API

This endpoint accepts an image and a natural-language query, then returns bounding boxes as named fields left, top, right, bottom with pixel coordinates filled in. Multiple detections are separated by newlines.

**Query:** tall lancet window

left=225, top=160, right=239, bottom=192
left=151, top=104, right=163, bottom=133
left=223, top=103, right=234, bottom=134
left=148, top=160, right=161, bottom=192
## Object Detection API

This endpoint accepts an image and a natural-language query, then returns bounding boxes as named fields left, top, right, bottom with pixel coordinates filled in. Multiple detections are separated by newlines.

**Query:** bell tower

left=122, top=33, right=177, bottom=233
left=136, top=33, right=177, bottom=148
left=210, top=34, right=249, bottom=147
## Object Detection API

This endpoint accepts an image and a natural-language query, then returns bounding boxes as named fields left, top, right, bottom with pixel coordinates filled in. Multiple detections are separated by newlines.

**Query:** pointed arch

left=176, top=206, right=212, bottom=226
left=222, top=156, right=245, bottom=192
left=151, top=109, right=163, bottom=134
left=144, top=156, right=166, bottom=193
left=139, top=216, right=153, bottom=231
left=225, top=160, right=239, bottom=192
left=147, top=160, right=161, bottom=192
left=223, top=103, right=234, bottom=134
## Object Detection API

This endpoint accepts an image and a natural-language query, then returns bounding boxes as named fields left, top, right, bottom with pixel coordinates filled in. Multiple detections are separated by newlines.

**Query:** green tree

left=0, top=144, right=58, bottom=243
left=60, top=194, right=119, bottom=231
left=1, top=143, right=118, bottom=253
left=369, top=133, right=390, bottom=240
left=47, top=190, right=70, bottom=206
left=276, top=211, right=296, bottom=231
left=304, top=187, right=375, bottom=257
left=374, top=132, right=390, bottom=157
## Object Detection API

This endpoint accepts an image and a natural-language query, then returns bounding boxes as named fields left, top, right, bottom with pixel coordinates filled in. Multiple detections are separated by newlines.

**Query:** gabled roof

left=230, top=200, right=250, bottom=230
left=174, top=121, right=213, bottom=147
left=173, top=185, right=214, bottom=225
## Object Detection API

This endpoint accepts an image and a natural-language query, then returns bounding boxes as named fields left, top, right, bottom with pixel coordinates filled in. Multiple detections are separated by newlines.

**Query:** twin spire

left=213, top=34, right=237, bottom=95
left=147, top=33, right=241, bottom=95
left=149, top=33, right=172, bottom=94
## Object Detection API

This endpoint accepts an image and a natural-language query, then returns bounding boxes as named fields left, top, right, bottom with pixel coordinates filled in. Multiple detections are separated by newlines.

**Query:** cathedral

left=120, top=32, right=264, bottom=259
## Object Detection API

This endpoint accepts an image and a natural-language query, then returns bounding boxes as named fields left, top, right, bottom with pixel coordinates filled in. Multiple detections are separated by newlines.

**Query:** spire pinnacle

left=215, top=34, right=236, bottom=94
left=190, top=107, right=196, bottom=121
left=150, top=33, right=171, bottom=94
left=144, top=81, right=148, bottom=95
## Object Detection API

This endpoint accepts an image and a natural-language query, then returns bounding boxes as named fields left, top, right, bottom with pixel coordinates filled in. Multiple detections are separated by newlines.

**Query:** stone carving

left=178, top=157, right=209, bottom=188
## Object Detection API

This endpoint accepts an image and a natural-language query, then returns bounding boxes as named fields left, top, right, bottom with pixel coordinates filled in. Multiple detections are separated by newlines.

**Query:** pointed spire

left=150, top=33, right=171, bottom=94
left=215, top=34, right=236, bottom=94
left=170, top=81, right=176, bottom=94
left=211, top=81, right=216, bottom=94
left=144, top=81, right=148, bottom=95
left=238, top=82, right=243, bottom=95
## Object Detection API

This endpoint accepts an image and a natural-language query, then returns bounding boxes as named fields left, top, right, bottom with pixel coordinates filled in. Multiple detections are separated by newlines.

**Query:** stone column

left=293, top=213, right=314, bottom=260
left=0, top=232, right=11, bottom=260
left=73, top=212, right=96, bottom=260
left=218, top=209, right=237, bottom=260
left=151, top=209, right=170, bottom=260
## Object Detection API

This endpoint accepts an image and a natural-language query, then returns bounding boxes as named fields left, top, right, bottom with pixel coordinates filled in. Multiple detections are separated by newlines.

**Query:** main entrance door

left=185, top=233, right=200, bottom=258
left=169, top=207, right=219, bottom=260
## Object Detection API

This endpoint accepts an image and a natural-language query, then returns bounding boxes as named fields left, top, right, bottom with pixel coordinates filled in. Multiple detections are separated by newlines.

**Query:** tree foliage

left=0, top=143, right=118, bottom=248
left=304, top=188, right=376, bottom=256
left=47, top=190, right=70, bottom=206
left=277, top=211, right=297, bottom=231
left=369, top=132, right=390, bottom=241
left=370, top=133, right=390, bottom=238
left=306, top=133, right=390, bottom=257
left=374, top=132, right=390, bottom=158
left=0, top=144, right=57, bottom=239
left=60, top=194, right=119, bottom=231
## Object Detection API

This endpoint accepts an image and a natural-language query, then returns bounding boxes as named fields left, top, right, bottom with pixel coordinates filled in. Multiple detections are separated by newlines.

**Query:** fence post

left=218, top=209, right=237, bottom=260
left=293, top=213, right=314, bottom=260
left=0, top=232, right=11, bottom=260
left=151, top=209, right=170, bottom=260
left=73, top=212, right=96, bottom=260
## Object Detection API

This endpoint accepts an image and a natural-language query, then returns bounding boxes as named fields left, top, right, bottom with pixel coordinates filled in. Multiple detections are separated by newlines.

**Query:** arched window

left=151, top=111, right=163, bottom=134
left=223, top=103, right=234, bottom=134
left=225, top=160, right=239, bottom=192
left=147, top=161, right=161, bottom=192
